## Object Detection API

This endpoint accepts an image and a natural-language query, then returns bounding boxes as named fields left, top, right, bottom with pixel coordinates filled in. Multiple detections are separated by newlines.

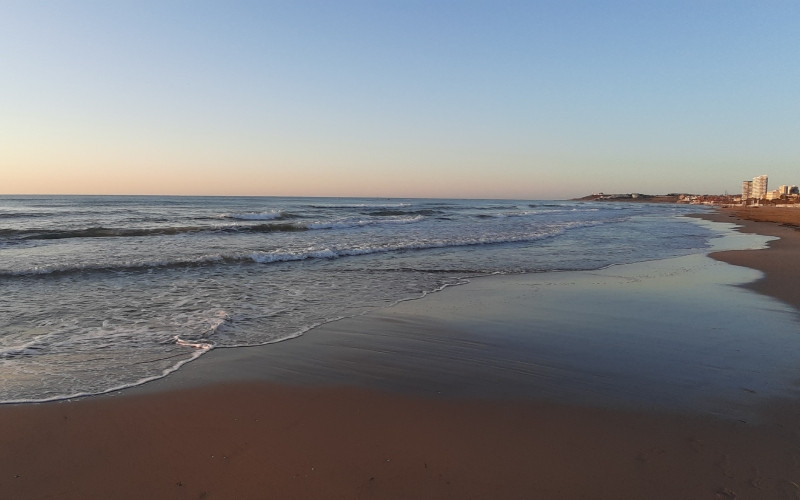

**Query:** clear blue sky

left=2, top=1, right=798, bottom=198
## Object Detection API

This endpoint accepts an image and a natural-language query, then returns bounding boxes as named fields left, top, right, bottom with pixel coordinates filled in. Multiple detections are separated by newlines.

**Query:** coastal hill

left=574, top=193, right=739, bottom=205
left=575, top=193, right=685, bottom=203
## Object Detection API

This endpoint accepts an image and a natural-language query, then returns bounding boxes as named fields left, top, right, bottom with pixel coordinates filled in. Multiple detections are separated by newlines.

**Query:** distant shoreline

left=575, top=192, right=800, bottom=207
left=574, top=193, right=685, bottom=203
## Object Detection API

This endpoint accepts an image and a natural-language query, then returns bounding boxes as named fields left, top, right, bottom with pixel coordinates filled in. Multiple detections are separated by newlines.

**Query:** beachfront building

left=766, top=185, right=800, bottom=201
left=742, top=180, right=753, bottom=200
left=742, top=175, right=769, bottom=203
left=752, top=175, right=768, bottom=198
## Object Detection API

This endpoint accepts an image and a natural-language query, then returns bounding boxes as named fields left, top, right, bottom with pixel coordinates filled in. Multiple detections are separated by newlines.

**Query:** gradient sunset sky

left=2, top=1, right=798, bottom=199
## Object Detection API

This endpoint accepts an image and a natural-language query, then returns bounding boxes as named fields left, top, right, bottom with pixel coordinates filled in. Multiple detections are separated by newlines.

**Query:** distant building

left=742, top=180, right=753, bottom=200
left=752, top=175, right=768, bottom=199
left=742, top=175, right=768, bottom=202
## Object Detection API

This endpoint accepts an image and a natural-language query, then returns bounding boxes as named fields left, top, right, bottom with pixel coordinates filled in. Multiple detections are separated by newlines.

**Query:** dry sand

left=2, top=207, right=800, bottom=499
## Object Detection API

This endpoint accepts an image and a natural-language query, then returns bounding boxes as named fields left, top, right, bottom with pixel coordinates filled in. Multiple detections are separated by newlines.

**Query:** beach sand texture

left=1, top=207, right=800, bottom=499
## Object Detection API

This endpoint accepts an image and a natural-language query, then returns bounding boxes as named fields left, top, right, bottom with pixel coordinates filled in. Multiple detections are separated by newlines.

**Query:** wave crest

left=224, top=211, right=286, bottom=221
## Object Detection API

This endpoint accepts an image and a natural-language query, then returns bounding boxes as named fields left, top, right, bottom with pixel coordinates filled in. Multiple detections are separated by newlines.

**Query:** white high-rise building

left=752, top=175, right=768, bottom=199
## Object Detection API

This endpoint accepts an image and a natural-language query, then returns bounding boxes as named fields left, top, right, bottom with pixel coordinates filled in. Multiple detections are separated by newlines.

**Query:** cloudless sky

left=2, top=1, right=798, bottom=199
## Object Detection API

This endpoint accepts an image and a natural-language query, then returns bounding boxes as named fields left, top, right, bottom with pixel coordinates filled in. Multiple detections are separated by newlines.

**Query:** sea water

left=0, top=195, right=717, bottom=402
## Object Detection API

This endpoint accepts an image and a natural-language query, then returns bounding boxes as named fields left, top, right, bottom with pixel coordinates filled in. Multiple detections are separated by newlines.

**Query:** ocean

left=0, top=195, right=717, bottom=403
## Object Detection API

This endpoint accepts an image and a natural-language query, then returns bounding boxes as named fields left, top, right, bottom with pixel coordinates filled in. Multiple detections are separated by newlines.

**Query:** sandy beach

left=701, top=206, right=800, bottom=307
left=2, top=207, right=800, bottom=499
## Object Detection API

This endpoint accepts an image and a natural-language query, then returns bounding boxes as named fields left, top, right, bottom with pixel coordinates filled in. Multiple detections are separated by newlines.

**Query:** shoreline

left=124, top=249, right=799, bottom=417
left=697, top=206, right=800, bottom=308
left=2, top=208, right=800, bottom=498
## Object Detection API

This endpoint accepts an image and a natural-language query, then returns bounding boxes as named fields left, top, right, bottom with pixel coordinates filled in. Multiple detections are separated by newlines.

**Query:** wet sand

left=2, top=381, right=799, bottom=499
left=701, top=206, right=800, bottom=307
left=2, top=208, right=800, bottom=499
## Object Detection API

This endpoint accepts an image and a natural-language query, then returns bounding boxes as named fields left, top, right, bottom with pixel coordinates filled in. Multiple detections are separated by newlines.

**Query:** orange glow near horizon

left=3, top=167, right=558, bottom=199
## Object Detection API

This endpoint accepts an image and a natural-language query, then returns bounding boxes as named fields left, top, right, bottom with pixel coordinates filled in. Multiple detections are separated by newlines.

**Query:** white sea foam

left=2, top=253, right=228, bottom=277
left=225, top=211, right=284, bottom=220
left=173, top=336, right=213, bottom=350
left=0, top=331, right=57, bottom=359
left=1, top=218, right=610, bottom=277
left=0, top=308, right=230, bottom=403
left=307, top=215, right=424, bottom=230
left=250, top=248, right=338, bottom=263
left=248, top=228, right=570, bottom=265
left=309, top=202, right=413, bottom=209
left=0, top=346, right=211, bottom=404
left=0, top=196, right=718, bottom=403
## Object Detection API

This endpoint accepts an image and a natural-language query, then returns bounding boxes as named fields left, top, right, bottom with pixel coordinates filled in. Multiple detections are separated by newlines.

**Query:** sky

left=1, top=1, right=798, bottom=199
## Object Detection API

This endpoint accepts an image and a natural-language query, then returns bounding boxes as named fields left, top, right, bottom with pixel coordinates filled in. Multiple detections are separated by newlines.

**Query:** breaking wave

left=2, top=216, right=430, bottom=241
left=1, top=222, right=597, bottom=277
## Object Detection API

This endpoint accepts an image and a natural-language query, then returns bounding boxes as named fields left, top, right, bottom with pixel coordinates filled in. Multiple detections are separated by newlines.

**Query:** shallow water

left=165, top=249, right=800, bottom=421
left=1, top=196, right=721, bottom=402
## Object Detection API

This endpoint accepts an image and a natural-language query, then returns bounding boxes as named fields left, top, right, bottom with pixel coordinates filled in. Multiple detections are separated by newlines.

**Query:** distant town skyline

left=741, top=174, right=800, bottom=202
left=2, top=2, right=798, bottom=199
